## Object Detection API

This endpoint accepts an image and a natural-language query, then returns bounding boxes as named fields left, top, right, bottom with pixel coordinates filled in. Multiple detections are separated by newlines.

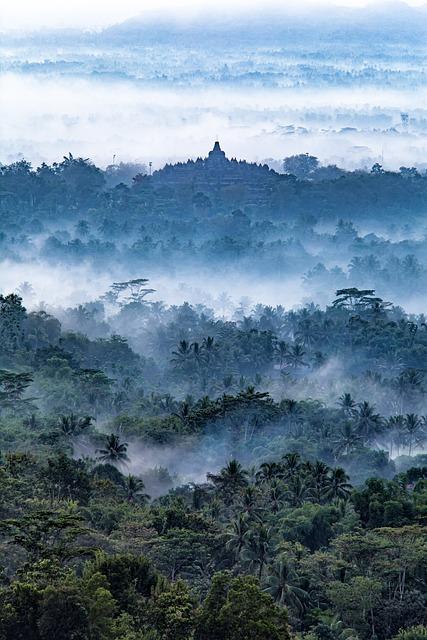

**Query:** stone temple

left=152, top=141, right=277, bottom=196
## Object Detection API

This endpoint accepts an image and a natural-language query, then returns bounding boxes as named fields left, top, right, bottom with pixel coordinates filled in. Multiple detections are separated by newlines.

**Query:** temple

left=151, top=141, right=278, bottom=201
left=207, top=140, right=227, bottom=164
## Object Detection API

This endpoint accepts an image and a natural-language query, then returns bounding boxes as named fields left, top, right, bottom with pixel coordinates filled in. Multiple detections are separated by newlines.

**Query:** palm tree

left=305, top=460, right=330, bottom=503
left=274, top=341, right=289, bottom=369
left=383, top=415, right=406, bottom=457
left=202, top=336, right=217, bottom=363
left=356, top=401, right=383, bottom=443
left=123, top=474, right=150, bottom=504
left=285, top=475, right=313, bottom=507
left=242, top=524, right=271, bottom=579
left=337, top=393, right=357, bottom=417
left=171, top=340, right=192, bottom=366
left=239, top=485, right=263, bottom=520
left=207, top=459, right=248, bottom=502
left=225, top=513, right=249, bottom=560
left=281, top=401, right=304, bottom=437
left=396, top=369, right=424, bottom=412
left=265, top=559, right=309, bottom=612
left=323, top=468, right=352, bottom=502
left=97, top=433, right=130, bottom=467
left=191, top=341, right=206, bottom=367
left=295, top=318, right=320, bottom=348
left=315, top=614, right=358, bottom=640
left=404, top=413, right=426, bottom=455
left=333, top=423, right=362, bottom=458
left=172, top=401, right=193, bottom=428
left=268, top=479, right=285, bottom=513
left=287, top=343, right=308, bottom=369
left=256, top=461, right=282, bottom=484
left=281, top=452, right=302, bottom=479
left=58, top=414, right=93, bottom=437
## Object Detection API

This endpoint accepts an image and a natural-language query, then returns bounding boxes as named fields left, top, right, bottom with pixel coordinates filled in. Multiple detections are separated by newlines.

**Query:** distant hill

left=99, top=2, right=427, bottom=44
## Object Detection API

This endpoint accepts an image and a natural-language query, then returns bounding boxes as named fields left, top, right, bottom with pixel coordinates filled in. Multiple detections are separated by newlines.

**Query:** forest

left=2, top=150, right=427, bottom=309
left=0, top=149, right=426, bottom=639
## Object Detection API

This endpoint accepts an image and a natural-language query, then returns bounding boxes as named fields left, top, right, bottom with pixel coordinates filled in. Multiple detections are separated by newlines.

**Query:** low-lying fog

left=0, top=259, right=308, bottom=313
left=1, top=73, right=426, bottom=170
left=1, top=259, right=427, bottom=316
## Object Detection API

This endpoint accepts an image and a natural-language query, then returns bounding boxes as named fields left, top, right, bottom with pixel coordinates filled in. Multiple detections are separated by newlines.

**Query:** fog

left=4, top=1, right=427, bottom=32
left=2, top=0, right=427, bottom=169
left=2, top=74, right=427, bottom=169
left=3, top=256, right=427, bottom=321
left=1, top=0, right=426, bottom=495
left=0, top=259, right=311, bottom=314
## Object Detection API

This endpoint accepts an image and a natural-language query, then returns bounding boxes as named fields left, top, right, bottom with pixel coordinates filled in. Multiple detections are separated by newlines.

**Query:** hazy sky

left=1, top=0, right=427, bottom=31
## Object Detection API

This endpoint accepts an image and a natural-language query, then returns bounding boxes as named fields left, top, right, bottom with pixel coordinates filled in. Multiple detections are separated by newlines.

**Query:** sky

left=1, top=0, right=427, bottom=31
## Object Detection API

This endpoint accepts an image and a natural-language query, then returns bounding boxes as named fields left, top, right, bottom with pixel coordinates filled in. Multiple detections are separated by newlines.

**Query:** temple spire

left=208, top=140, right=227, bottom=162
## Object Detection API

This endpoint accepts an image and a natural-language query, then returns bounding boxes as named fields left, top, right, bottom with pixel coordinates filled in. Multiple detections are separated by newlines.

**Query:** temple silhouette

left=147, top=141, right=279, bottom=212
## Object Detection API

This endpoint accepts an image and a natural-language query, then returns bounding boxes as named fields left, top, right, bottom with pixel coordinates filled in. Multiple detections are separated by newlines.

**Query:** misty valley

left=0, top=138, right=426, bottom=640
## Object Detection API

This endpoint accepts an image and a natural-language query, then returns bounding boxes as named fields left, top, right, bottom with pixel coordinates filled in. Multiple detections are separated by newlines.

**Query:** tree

left=282, top=503, right=339, bottom=551
left=123, top=475, right=150, bottom=504
left=265, top=559, right=309, bottom=613
left=313, top=614, right=359, bottom=640
left=150, top=580, right=195, bottom=640
left=171, top=340, right=193, bottom=369
left=97, top=434, right=130, bottom=467
left=268, top=479, right=286, bottom=513
left=337, top=393, right=357, bottom=417
left=275, top=341, right=289, bottom=369
left=0, top=581, right=40, bottom=640
left=37, top=585, right=91, bottom=640
left=75, top=219, right=90, bottom=237
left=76, top=368, right=113, bottom=415
left=195, top=571, right=290, bottom=640
left=332, top=288, right=378, bottom=311
left=239, top=485, right=263, bottom=520
left=281, top=452, right=302, bottom=478
left=0, top=294, right=26, bottom=352
left=0, top=510, right=88, bottom=562
left=356, top=401, right=383, bottom=442
left=256, top=461, right=283, bottom=483
left=306, top=460, right=331, bottom=503
left=375, top=526, right=427, bottom=602
left=351, top=478, right=415, bottom=528
left=41, top=453, right=92, bottom=505
left=286, top=343, right=308, bottom=369
left=207, top=459, right=248, bottom=502
left=225, top=513, right=249, bottom=560
left=54, top=153, right=105, bottom=206
left=327, top=576, right=382, bottom=637
left=89, top=553, right=157, bottom=611
left=0, top=370, right=33, bottom=413
left=283, top=154, right=319, bottom=179
left=371, top=162, right=385, bottom=174
left=404, top=414, right=426, bottom=455
left=324, top=468, right=352, bottom=501
left=285, top=475, right=313, bottom=507
left=102, top=279, right=155, bottom=307
left=58, top=413, right=93, bottom=437
left=392, top=626, right=427, bottom=640
left=333, top=423, right=362, bottom=458
left=242, top=525, right=272, bottom=579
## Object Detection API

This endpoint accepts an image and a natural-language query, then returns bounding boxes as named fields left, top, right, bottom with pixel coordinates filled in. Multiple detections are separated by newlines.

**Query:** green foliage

left=0, top=273, right=425, bottom=640
left=195, top=571, right=290, bottom=640
left=149, top=580, right=195, bottom=640
left=281, top=503, right=340, bottom=551
left=88, top=553, right=158, bottom=611
left=392, top=627, right=427, bottom=640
